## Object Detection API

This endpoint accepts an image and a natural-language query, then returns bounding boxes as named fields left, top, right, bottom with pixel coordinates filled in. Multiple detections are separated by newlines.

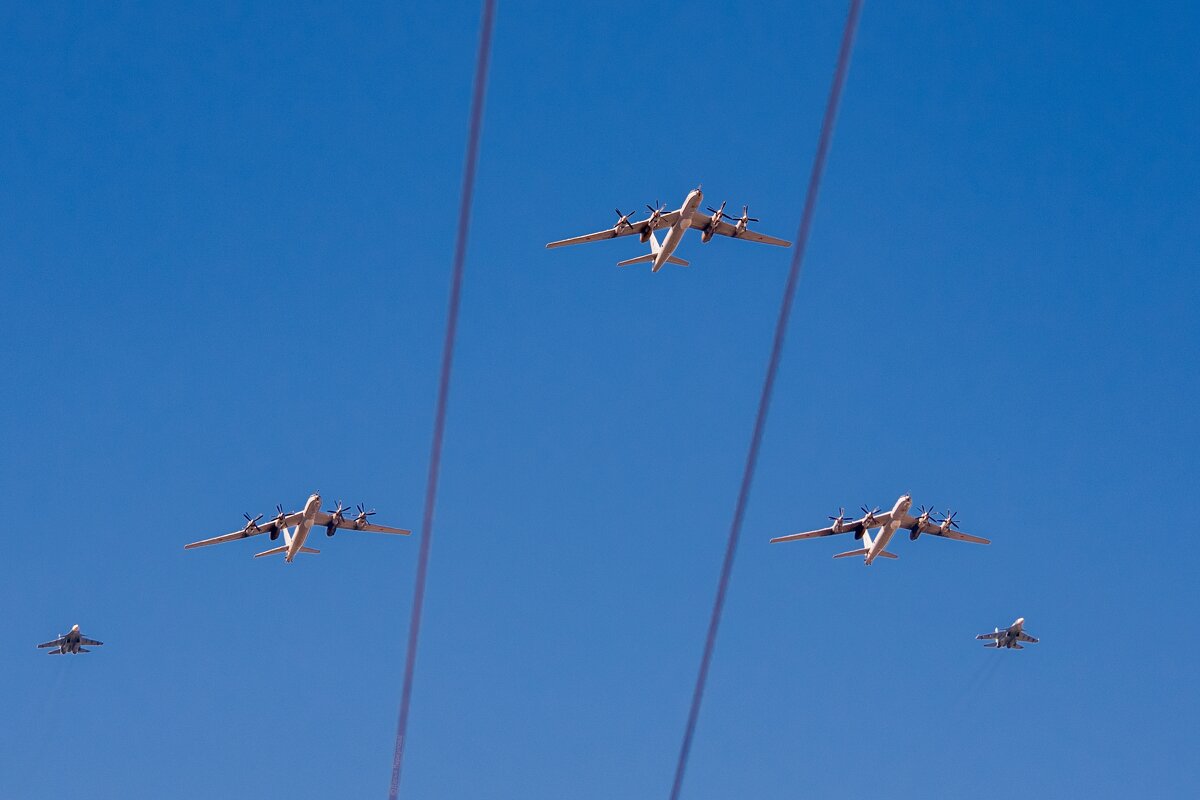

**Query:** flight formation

left=39, top=185, right=1035, bottom=656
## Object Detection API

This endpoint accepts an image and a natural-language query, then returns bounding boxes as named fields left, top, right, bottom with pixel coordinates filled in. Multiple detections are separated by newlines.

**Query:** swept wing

left=771, top=510, right=894, bottom=543
left=184, top=512, right=304, bottom=550
left=689, top=213, right=791, bottom=247
left=546, top=213, right=681, bottom=249
left=314, top=511, right=411, bottom=536
left=901, top=514, right=990, bottom=545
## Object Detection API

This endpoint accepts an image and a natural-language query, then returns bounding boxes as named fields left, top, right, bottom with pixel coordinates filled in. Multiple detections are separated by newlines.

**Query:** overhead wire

left=666, top=2, right=864, bottom=798
left=387, top=1, right=498, bottom=797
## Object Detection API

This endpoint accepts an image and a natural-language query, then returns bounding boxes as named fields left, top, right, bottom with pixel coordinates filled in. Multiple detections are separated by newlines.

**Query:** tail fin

left=254, top=545, right=288, bottom=559
left=833, top=548, right=869, bottom=559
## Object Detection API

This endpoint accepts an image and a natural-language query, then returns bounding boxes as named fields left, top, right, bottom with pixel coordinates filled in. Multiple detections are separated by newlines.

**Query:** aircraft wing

left=184, top=513, right=304, bottom=549
left=918, top=521, right=990, bottom=545
left=771, top=510, right=891, bottom=542
left=975, top=631, right=1003, bottom=640
left=314, top=511, right=411, bottom=536
left=905, top=515, right=990, bottom=544
left=36, top=637, right=66, bottom=649
left=770, top=525, right=848, bottom=543
left=546, top=213, right=680, bottom=249
left=1016, top=631, right=1039, bottom=643
left=78, top=637, right=104, bottom=647
left=689, top=213, right=791, bottom=247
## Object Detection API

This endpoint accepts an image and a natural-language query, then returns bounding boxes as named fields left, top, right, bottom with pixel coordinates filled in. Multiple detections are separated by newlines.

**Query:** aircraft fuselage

left=283, top=492, right=322, bottom=563
left=653, top=188, right=704, bottom=272
left=997, top=618, right=1025, bottom=648
left=863, top=494, right=912, bottom=564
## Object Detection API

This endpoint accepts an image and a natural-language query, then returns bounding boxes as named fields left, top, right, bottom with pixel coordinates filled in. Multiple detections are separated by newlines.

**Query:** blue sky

left=1, top=2, right=1197, bottom=797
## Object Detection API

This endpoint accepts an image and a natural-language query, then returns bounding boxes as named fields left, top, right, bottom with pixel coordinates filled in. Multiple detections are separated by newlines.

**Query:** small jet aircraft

left=977, top=617, right=1039, bottom=649
left=184, top=492, right=410, bottom=563
left=769, top=494, right=990, bottom=565
left=545, top=186, right=791, bottom=272
left=37, top=625, right=103, bottom=655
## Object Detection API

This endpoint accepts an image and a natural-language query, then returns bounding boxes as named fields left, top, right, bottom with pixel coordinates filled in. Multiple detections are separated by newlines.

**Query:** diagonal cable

left=667, top=2, right=864, bottom=798
left=388, top=1, right=497, bottom=796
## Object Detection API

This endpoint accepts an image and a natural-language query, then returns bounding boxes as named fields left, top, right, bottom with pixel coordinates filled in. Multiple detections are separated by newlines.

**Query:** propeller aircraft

left=545, top=186, right=791, bottom=272
left=184, top=492, right=410, bottom=563
left=769, top=494, right=990, bottom=565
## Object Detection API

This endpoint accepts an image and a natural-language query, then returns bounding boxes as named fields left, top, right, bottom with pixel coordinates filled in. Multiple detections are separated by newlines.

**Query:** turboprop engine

left=639, top=202, right=668, bottom=242
left=909, top=505, right=935, bottom=540
left=700, top=201, right=730, bottom=243
left=854, top=505, right=880, bottom=540
left=325, top=500, right=350, bottom=536
left=269, top=504, right=287, bottom=541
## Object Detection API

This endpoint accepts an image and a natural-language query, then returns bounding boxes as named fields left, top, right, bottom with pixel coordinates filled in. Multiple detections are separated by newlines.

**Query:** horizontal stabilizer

left=77, top=647, right=91, bottom=653
left=876, top=551, right=898, bottom=560
left=616, top=253, right=655, bottom=267
left=833, top=548, right=869, bottom=559
left=1011, top=643, right=1024, bottom=650
left=47, top=650, right=62, bottom=655
left=254, top=545, right=288, bottom=559
left=299, top=546, right=320, bottom=554
left=666, top=255, right=689, bottom=267
left=983, top=642, right=999, bottom=648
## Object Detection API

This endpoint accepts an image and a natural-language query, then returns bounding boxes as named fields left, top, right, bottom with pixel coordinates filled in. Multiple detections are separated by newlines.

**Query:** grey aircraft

left=37, top=624, right=104, bottom=655
left=976, top=617, right=1039, bottom=650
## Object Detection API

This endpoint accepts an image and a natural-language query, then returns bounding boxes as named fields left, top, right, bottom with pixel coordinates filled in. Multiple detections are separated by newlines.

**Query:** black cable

left=667, top=2, right=864, bottom=797
left=387, top=2, right=497, bottom=796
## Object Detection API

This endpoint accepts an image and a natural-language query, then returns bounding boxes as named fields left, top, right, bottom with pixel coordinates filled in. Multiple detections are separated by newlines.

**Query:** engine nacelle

left=326, top=523, right=337, bottom=537
left=701, top=228, right=715, bottom=243
left=909, top=528, right=921, bottom=541
left=854, top=529, right=864, bottom=540
left=270, top=529, right=280, bottom=541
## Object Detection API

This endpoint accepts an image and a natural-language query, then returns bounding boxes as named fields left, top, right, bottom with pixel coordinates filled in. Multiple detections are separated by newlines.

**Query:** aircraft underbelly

left=288, top=521, right=314, bottom=560
left=873, top=526, right=895, bottom=552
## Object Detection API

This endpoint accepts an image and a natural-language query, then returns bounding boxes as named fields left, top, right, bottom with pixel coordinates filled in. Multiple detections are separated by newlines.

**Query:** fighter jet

left=37, top=625, right=104, bottom=655
left=184, top=492, right=410, bottom=563
left=977, top=617, right=1039, bottom=649
left=545, top=186, right=791, bottom=272
left=769, top=494, right=990, bottom=565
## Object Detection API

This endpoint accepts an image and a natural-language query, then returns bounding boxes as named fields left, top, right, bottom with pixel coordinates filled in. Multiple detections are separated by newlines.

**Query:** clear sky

left=1, top=2, right=1197, bottom=798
